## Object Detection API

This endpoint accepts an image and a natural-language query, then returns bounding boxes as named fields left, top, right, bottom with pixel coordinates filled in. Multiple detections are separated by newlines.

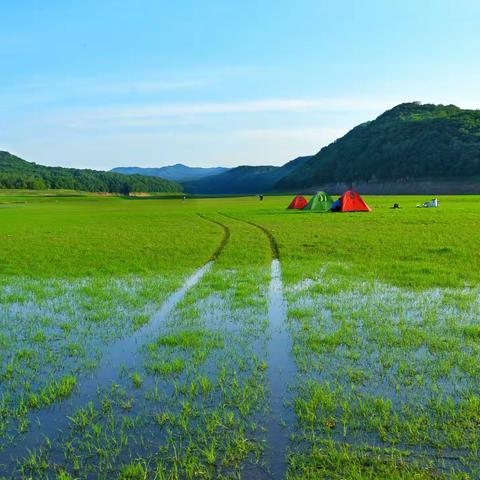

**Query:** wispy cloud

left=0, top=66, right=260, bottom=108
left=59, top=97, right=398, bottom=130
left=232, top=127, right=348, bottom=141
left=82, top=97, right=394, bottom=117
left=0, top=76, right=213, bottom=108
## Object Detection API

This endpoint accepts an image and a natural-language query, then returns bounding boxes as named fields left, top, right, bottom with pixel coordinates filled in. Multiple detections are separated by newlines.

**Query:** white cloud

left=82, top=97, right=395, bottom=117
left=0, top=66, right=260, bottom=107
left=232, top=126, right=348, bottom=141
left=57, top=97, right=398, bottom=130
left=0, top=76, right=212, bottom=108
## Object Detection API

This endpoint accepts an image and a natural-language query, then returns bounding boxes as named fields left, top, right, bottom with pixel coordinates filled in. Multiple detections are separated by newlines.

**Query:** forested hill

left=184, top=156, right=311, bottom=194
left=0, top=151, right=182, bottom=193
left=276, top=103, right=480, bottom=190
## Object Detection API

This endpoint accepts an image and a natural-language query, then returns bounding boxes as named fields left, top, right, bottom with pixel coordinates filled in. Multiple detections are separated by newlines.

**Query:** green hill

left=184, top=156, right=311, bottom=194
left=277, top=102, right=480, bottom=190
left=0, top=151, right=182, bottom=194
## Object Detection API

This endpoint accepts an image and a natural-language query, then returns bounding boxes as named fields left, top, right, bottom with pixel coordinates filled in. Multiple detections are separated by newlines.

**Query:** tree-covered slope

left=184, top=156, right=311, bottom=194
left=277, top=103, right=480, bottom=190
left=0, top=151, right=182, bottom=193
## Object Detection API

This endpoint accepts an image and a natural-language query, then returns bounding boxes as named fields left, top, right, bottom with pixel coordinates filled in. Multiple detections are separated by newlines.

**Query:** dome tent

left=287, top=195, right=308, bottom=209
left=303, top=191, right=333, bottom=212
left=332, top=190, right=370, bottom=212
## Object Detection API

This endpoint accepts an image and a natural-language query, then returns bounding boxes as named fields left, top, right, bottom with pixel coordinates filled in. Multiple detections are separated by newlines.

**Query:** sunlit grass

left=1, top=192, right=479, bottom=478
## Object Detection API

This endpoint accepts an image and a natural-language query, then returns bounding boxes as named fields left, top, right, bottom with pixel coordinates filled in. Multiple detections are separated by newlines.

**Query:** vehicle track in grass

left=196, top=212, right=231, bottom=261
left=221, top=213, right=280, bottom=259
left=0, top=215, right=231, bottom=475
left=220, top=213, right=296, bottom=479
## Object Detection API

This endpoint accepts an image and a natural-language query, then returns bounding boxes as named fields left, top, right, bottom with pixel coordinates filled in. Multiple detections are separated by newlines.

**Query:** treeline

left=277, top=102, right=480, bottom=189
left=0, top=151, right=182, bottom=193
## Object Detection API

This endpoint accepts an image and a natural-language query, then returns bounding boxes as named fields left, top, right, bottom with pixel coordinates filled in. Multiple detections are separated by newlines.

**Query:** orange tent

left=287, top=195, right=308, bottom=209
left=334, top=190, right=370, bottom=212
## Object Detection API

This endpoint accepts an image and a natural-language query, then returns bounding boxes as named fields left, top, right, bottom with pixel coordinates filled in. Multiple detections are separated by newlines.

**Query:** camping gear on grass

left=417, top=198, right=439, bottom=208
left=287, top=195, right=308, bottom=209
left=332, top=190, right=370, bottom=212
left=303, top=191, right=333, bottom=212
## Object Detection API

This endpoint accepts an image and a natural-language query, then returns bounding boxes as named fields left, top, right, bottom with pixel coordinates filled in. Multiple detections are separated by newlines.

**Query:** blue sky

left=1, top=0, right=479, bottom=169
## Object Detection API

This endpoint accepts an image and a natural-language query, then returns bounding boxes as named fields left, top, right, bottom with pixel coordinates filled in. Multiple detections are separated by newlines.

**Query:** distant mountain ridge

left=0, top=151, right=182, bottom=193
left=183, top=156, right=312, bottom=194
left=5, top=102, right=480, bottom=196
left=111, top=164, right=229, bottom=183
left=277, top=102, right=480, bottom=192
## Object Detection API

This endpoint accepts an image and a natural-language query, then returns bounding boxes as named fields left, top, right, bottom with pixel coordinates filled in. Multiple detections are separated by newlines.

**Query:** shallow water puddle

left=0, top=262, right=213, bottom=471
left=263, top=259, right=297, bottom=478
left=285, top=273, right=480, bottom=477
left=91, top=260, right=213, bottom=381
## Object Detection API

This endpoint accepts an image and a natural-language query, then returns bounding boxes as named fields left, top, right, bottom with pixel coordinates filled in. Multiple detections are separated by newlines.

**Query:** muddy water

left=263, top=259, right=297, bottom=479
left=0, top=262, right=213, bottom=472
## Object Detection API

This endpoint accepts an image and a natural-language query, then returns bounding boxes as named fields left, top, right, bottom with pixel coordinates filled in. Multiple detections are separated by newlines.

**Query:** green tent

left=303, top=191, right=334, bottom=212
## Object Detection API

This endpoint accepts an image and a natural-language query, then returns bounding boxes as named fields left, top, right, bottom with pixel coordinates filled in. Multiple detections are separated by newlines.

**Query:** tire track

left=196, top=213, right=231, bottom=261
left=0, top=215, right=231, bottom=475
left=220, top=213, right=279, bottom=259
left=220, top=213, right=295, bottom=479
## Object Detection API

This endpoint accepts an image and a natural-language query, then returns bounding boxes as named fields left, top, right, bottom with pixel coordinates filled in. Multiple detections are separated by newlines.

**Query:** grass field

left=1, top=191, right=479, bottom=479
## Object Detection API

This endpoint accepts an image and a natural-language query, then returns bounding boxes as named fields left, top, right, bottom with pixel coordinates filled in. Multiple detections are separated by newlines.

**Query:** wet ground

left=1, top=213, right=479, bottom=478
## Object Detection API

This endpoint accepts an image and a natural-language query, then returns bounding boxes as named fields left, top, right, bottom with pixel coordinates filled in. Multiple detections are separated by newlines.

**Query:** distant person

left=183, top=195, right=186, bottom=200
left=259, top=194, right=263, bottom=201
left=392, top=203, right=400, bottom=209
left=432, top=198, right=438, bottom=207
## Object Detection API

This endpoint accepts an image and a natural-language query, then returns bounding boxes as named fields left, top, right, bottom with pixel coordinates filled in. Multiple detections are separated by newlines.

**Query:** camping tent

left=287, top=195, right=308, bottom=209
left=303, top=191, right=334, bottom=212
left=333, top=190, right=370, bottom=212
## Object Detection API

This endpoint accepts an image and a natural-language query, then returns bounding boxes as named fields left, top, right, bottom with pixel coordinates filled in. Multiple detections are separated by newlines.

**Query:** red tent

left=336, top=190, right=370, bottom=212
left=287, top=195, right=308, bottom=209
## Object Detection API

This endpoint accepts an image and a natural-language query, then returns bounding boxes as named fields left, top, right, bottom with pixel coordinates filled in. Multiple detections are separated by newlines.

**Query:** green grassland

left=0, top=192, right=479, bottom=478
left=2, top=192, right=478, bottom=285
left=0, top=192, right=219, bottom=277
left=229, top=195, right=480, bottom=288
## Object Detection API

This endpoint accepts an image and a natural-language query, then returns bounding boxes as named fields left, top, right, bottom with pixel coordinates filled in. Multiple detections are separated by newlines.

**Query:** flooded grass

left=1, top=194, right=479, bottom=478
left=0, top=274, right=178, bottom=444
left=284, top=272, right=480, bottom=478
